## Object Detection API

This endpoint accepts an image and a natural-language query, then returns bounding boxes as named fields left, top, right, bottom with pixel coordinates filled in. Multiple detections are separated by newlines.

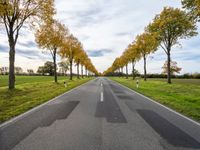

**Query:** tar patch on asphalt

left=40, top=101, right=80, bottom=127
left=95, top=85, right=127, bottom=123
left=137, top=109, right=200, bottom=149
left=0, top=101, right=79, bottom=150
left=109, top=84, right=125, bottom=93
left=117, top=95, right=133, bottom=100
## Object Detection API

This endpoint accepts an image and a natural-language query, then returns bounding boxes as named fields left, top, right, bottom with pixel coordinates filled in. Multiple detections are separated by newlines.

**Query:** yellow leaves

left=162, top=60, right=182, bottom=75
left=105, top=29, right=159, bottom=74
left=59, top=34, right=79, bottom=58
left=182, top=0, right=200, bottom=20
left=35, top=20, right=68, bottom=51
left=135, top=32, right=159, bottom=57
left=147, top=7, right=197, bottom=47
left=58, top=33, right=97, bottom=74
left=37, top=0, right=56, bottom=23
left=0, top=0, right=13, bottom=16
left=0, top=0, right=56, bottom=38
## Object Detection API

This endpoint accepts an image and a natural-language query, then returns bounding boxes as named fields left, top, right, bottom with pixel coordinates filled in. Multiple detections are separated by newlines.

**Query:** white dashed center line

left=100, top=81, right=104, bottom=102
left=100, top=92, right=104, bottom=102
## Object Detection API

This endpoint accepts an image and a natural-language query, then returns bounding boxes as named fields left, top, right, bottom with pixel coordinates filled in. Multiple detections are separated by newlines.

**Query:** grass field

left=0, top=75, right=93, bottom=123
left=110, top=77, right=200, bottom=122
left=0, top=75, right=67, bottom=87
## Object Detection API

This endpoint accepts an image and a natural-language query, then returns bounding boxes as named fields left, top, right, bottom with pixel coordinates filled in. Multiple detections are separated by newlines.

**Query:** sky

left=0, top=0, right=200, bottom=74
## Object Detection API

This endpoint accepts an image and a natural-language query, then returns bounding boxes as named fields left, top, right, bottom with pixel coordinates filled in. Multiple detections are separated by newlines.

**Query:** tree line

left=0, top=0, right=98, bottom=89
left=104, top=1, right=199, bottom=84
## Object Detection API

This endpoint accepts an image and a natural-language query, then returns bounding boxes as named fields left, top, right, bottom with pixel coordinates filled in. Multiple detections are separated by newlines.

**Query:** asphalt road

left=0, top=77, right=200, bottom=150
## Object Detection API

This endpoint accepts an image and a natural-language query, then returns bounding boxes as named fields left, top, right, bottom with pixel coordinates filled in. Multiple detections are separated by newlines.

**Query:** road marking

left=109, top=78, right=200, bottom=127
left=100, top=92, right=104, bottom=102
left=100, top=81, right=104, bottom=102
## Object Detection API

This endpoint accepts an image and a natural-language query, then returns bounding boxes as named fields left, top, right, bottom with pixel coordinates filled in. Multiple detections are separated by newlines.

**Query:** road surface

left=0, top=77, right=200, bottom=150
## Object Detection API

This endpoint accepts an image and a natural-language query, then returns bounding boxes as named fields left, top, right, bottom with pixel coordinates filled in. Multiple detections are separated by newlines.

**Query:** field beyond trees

left=110, top=77, right=200, bottom=122
left=0, top=75, right=92, bottom=123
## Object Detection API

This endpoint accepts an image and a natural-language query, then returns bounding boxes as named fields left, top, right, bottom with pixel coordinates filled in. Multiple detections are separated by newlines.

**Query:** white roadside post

left=136, top=79, right=139, bottom=88
left=64, top=81, right=67, bottom=87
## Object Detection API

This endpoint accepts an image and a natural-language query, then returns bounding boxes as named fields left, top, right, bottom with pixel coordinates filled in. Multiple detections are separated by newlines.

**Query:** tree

left=44, top=61, right=54, bottom=76
left=35, top=20, right=68, bottom=83
left=148, top=7, right=197, bottom=83
left=126, top=43, right=141, bottom=80
left=44, top=61, right=55, bottom=76
left=135, top=32, right=159, bottom=81
left=74, top=46, right=84, bottom=79
left=37, top=66, right=45, bottom=75
left=162, top=61, right=182, bottom=75
left=0, top=0, right=55, bottom=89
left=58, top=59, right=69, bottom=76
left=122, top=50, right=130, bottom=79
left=182, top=0, right=200, bottom=21
left=83, top=57, right=98, bottom=77
left=15, top=67, right=23, bottom=75
left=37, top=61, right=54, bottom=76
left=60, top=34, right=81, bottom=80
left=0, top=67, right=9, bottom=75
left=79, top=51, right=88, bottom=78
left=27, top=69, right=34, bottom=75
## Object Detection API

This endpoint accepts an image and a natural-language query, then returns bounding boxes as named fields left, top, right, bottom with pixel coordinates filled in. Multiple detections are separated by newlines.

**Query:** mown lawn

left=0, top=75, right=93, bottom=123
left=110, top=77, right=200, bottom=122
left=0, top=75, right=67, bottom=87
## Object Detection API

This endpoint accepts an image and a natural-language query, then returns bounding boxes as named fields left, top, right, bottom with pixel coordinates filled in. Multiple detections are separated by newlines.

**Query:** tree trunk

left=8, top=35, right=16, bottom=89
left=70, top=59, right=73, bottom=80
left=167, top=50, right=171, bottom=84
left=85, top=67, right=87, bottom=77
left=121, top=67, right=123, bottom=77
left=81, top=65, right=83, bottom=78
left=126, top=64, right=128, bottom=79
left=144, top=55, right=147, bottom=81
left=77, top=61, right=80, bottom=79
left=132, top=60, right=135, bottom=80
left=53, top=48, right=57, bottom=83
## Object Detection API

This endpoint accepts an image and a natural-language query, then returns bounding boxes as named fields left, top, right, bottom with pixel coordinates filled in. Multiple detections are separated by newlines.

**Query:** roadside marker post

left=64, top=81, right=67, bottom=87
left=136, top=79, right=139, bottom=88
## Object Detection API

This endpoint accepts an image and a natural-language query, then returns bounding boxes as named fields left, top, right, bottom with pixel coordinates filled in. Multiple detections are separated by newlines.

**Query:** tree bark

left=8, top=35, right=16, bottom=89
left=70, top=59, right=73, bottom=80
left=126, top=64, right=128, bottom=79
left=85, top=67, right=87, bottom=77
left=81, top=65, right=83, bottom=78
left=144, top=55, right=147, bottom=81
left=167, top=49, right=171, bottom=84
left=77, top=61, right=80, bottom=79
left=121, top=67, right=123, bottom=78
left=132, top=59, right=135, bottom=80
left=53, top=48, right=57, bottom=83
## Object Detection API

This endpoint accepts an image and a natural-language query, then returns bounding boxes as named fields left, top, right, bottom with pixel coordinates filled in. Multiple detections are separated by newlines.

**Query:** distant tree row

left=35, top=20, right=98, bottom=82
left=104, top=3, right=200, bottom=84
left=0, top=67, right=34, bottom=75
left=0, top=0, right=98, bottom=89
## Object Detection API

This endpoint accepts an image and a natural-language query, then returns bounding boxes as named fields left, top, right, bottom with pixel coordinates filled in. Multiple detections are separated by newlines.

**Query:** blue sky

left=0, top=0, right=200, bottom=74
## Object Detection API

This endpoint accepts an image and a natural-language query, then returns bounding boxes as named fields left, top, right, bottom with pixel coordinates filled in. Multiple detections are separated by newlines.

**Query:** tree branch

left=160, top=43, right=168, bottom=54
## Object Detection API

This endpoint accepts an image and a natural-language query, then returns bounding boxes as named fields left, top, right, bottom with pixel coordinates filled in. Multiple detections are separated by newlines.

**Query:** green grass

left=0, top=75, right=93, bottom=123
left=0, top=75, right=67, bottom=87
left=110, top=77, right=200, bottom=122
